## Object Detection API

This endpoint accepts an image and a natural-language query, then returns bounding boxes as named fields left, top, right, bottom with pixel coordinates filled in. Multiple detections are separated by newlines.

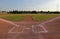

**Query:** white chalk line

left=0, top=16, right=60, bottom=33
left=0, top=16, right=60, bottom=39
left=0, top=16, right=60, bottom=34
left=0, top=18, right=47, bottom=34
left=32, top=25, right=47, bottom=34
left=39, top=24, right=48, bottom=33
left=32, top=16, right=60, bottom=39
left=8, top=26, right=16, bottom=33
left=33, top=16, right=60, bottom=33
left=41, top=16, right=60, bottom=25
left=0, top=18, right=22, bottom=33
left=0, top=18, right=20, bottom=27
left=37, top=16, right=60, bottom=33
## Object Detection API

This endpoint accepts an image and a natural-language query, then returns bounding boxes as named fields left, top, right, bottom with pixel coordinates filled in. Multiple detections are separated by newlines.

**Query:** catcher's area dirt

left=0, top=15, right=60, bottom=39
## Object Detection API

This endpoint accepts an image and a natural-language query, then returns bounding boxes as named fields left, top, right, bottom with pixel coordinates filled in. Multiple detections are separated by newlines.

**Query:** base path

left=0, top=15, right=45, bottom=39
left=0, top=15, right=60, bottom=39
left=7, top=15, right=48, bottom=39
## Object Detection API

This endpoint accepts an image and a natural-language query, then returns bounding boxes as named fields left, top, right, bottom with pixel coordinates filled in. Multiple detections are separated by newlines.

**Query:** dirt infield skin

left=0, top=15, right=60, bottom=39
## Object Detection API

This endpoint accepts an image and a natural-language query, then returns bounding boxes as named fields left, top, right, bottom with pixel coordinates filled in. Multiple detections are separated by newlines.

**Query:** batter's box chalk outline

left=8, top=25, right=24, bottom=34
left=8, top=24, right=48, bottom=34
left=32, top=24, right=48, bottom=33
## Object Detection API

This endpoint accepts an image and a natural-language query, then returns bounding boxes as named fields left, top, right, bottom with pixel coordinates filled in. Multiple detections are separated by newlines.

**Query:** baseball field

left=0, top=14, right=60, bottom=39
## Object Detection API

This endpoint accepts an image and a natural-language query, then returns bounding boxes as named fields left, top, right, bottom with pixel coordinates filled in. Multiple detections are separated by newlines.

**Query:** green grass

left=0, top=14, right=24, bottom=21
left=0, top=14, right=59, bottom=22
left=32, top=14, right=59, bottom=22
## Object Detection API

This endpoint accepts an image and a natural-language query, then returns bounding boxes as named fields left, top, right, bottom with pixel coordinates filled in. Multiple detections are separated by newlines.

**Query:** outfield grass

left=0, top=14, right=59, bottom=22
left=0, top=14, right=25, bottom=21
left=32, top=14, right=59, bottom=22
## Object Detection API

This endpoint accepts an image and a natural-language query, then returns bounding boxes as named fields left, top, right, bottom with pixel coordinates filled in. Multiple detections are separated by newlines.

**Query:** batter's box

left=8, top=25, right=24, bottom=33
left=32, top=24, right=48, bottom=33
left=8, top=24, right=48, bottom=34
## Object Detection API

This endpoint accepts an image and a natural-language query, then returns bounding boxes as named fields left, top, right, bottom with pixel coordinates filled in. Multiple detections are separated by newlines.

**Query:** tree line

left=7, top=10, right=60, bottom=14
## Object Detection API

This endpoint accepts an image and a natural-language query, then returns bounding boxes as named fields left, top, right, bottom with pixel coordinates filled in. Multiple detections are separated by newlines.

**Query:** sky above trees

left=0, top=0, right=60, bottom=11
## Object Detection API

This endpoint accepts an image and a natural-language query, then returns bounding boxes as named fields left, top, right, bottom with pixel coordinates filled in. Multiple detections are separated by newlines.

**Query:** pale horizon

left=0, top=0, right=60, bottom=11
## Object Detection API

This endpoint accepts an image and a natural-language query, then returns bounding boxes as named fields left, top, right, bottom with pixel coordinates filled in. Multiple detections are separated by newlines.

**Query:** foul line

left=0, top=16, right=60, bottom=34
left=0, top=18, right=21, bottom=33
left=38, top=16, right=60, bottom=33
left=0, top=18, right=20, bottom=27
left=41, top=16, right=60, bottom=25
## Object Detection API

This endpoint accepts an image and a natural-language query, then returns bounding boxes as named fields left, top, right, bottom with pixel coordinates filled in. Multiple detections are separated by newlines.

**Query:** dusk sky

left=0, top=0, right=59, bottom=11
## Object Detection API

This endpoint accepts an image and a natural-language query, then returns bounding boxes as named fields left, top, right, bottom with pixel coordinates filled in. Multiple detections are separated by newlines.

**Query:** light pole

left=57, top=0, right=59, bottom=12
